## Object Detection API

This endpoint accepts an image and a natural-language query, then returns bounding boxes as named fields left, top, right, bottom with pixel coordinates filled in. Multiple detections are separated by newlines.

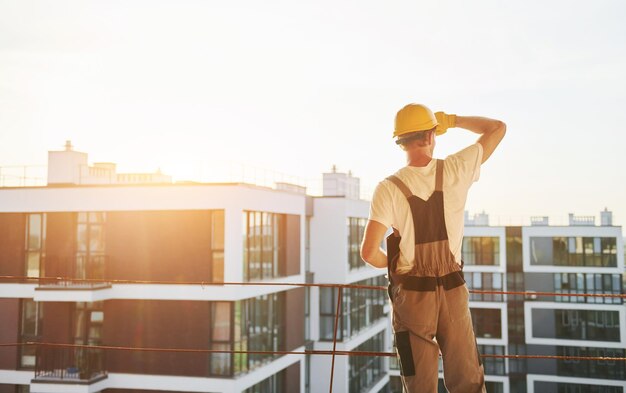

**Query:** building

left=388, top=212, right=626, bottom=393
left=0, top=144, right=624, bottom=393
left=308, top=183, right=389, bottom=393
left=0, top=144, right=309, bottom=392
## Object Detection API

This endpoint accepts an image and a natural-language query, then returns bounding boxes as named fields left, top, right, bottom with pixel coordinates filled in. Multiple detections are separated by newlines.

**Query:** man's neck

left=406, top=152, right=433, bottom=167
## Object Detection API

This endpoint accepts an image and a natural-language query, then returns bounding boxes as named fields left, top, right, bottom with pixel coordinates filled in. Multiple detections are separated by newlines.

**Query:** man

left=360, top=104, right=505, bottom=392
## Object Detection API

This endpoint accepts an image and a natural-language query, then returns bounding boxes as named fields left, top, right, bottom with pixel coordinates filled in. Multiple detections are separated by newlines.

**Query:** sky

left=1, top=0, right=625, bottom=225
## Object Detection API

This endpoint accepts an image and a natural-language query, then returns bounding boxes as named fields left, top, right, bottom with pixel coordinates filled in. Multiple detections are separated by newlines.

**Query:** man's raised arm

left=455, top=116, right=506, bottom=163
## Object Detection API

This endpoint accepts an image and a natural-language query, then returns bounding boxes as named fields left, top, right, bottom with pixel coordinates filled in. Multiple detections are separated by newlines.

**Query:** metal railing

left=1, top=275, right=626, bottom=392
left=34, top=345, right=106, bottom=382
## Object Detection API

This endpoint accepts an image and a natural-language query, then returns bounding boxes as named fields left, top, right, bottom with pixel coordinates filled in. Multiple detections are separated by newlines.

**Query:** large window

left=71, top=302, right=105, bottom=380
left=532, top=309, right=621, bottom=342
left=557, top=346, right=626, bottom=380
left=534, top=381, right=623, bottom=393
left=208, top=293, right=285, bottom=377
left=210, top=302, right=232, bottom=375
left=347, top=217, right=367, bottom=270
left=19, top=299, right=42, bottom=368
left=243, top=368, right=286, bottom=393
left=478, top=345, right=505, bottom=375
left=76, top=212, right=106, bottom=280
left=470, top=308, right=502, bottom=339
left=462, top=237, right=500, bottom=265
left=320, top=276, right=387, bottom=341
left=25, top=213, right=46, bottom=277
left=554, top=273, right=622, bottom=304
left=243, top=211, right=299, bottom=281
left=73, top=302, right=104, bottom=346
left=348, top=331, right=385, bottom=393
left=530, top=237, right=618, bottom=267
left=465, top=272, right=504, bottom=301
left=232, top=293, right=284, bottom=376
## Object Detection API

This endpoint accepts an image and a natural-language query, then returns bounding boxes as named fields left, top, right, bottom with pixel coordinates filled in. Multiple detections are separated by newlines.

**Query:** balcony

left=33, top=346, right=107, bottom=384
left=37, top=255, right=111, bottom=291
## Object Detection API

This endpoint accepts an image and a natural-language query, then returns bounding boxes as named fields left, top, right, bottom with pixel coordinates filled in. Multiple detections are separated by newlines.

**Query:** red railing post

left=329, top=286, right=343, bottom=393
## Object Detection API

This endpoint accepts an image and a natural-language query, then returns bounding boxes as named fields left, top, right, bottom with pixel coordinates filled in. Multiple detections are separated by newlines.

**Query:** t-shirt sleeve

left=368, top=181, right=393, bottom=228
left=448, top=143, right=483, bottom=186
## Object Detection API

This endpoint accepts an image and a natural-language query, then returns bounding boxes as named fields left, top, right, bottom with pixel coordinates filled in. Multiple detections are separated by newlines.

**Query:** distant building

left=309, top=175, right=389, bottom=393
left=390, top=209, right=626, bottom=393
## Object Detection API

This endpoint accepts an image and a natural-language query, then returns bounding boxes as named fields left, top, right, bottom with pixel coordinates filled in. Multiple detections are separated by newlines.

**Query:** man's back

left=369, top=143, right=483, bottom=273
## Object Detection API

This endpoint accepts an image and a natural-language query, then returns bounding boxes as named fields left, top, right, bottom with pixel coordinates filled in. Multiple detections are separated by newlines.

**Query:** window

left=243, top=211, right=292, bottom=281
left=470, top=308, right=502, bottom=339
left=25, top=213, right=46, bottom=277
left=211, top=210, right=225, bottom=282
left=349, top=331, right=385, bottom=393
left=465, top=272, right=504, bottom=301
left=319, top=276, right=387, bottom=341
left=534, top=381, right=623, bottom=393
left=233, top=293, right=284, bottom=376
left=304, top=287, right=310, bottom=341
left=478, top=345, right=505, bottom=375
left=70, top=302, right=105, bottom=380
left=347, top=217, right=367, bottom=270
left=73, top=302, right=104, bottom=346
left=243, top=368, right=286, bottom=393
left=462, top=237, right=500, bottom=265
left=531, top=236, right=618, bottom=267
left=75, top=212, right=106, bottom=280
left=557, top=346, right=626, bottom=380
left=210, top=302, right=231, bottom=375
left=19, top=299, right=42, bottom=368
left=555, top=273, right=622, bottom=304
left=532, top=309, right=621, bottom=342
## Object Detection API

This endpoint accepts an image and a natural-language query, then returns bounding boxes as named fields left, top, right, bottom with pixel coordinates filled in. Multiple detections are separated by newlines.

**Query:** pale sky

left=1, top=0, right=625, bottom=225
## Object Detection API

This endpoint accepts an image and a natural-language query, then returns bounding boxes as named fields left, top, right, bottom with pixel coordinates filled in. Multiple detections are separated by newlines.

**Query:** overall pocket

left=394, top=331, right=416, bottom=377
left=445, top=284, right=471, bottom=323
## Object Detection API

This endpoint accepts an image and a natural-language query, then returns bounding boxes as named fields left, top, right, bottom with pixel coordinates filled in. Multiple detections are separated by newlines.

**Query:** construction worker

left=360, top=104, right=506, bottom=392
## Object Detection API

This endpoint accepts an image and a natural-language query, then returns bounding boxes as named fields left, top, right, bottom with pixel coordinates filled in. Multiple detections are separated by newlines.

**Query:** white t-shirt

left=369, top=143, right=483, bottom=273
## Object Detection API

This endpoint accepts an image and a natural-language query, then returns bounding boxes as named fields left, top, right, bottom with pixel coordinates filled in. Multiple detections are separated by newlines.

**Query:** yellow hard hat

left=393, top=104, right=439, bottom=138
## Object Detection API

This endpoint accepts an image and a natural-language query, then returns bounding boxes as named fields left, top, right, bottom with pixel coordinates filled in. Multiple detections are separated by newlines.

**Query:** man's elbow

left=360, top=244, right=382, bottom=266
left=494, top=120, right=506, bottom=136
left=360, top=246, right=374, bottom=264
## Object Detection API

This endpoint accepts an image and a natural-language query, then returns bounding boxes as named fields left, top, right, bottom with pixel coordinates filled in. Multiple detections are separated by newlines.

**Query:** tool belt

left=392, top=270, right=465, bottom=292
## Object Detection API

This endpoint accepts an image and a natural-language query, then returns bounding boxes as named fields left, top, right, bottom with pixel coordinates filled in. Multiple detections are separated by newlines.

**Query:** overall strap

left=435, top=159, right=444, bottom=192
left=386, top=175, right=412, bottom=199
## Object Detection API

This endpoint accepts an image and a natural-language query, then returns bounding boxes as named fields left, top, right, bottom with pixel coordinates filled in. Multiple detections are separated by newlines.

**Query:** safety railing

left=1, top=275, right=626, bottom=392
left=36, top=256, right=111, bottom=290
left=34, top=345, right=106, bottom=382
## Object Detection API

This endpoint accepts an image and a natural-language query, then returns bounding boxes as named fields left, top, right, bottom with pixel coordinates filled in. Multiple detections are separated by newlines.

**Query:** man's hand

left=435, top=112, right=457, bottom=136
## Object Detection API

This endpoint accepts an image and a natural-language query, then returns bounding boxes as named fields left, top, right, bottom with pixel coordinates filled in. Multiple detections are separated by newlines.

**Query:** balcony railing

left=34, top=345, right=106, bottom=383
left=38, top=255, right=111, bottom=290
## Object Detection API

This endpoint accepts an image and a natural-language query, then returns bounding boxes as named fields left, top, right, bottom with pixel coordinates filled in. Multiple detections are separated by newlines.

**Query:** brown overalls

left=386, top=159, right=486, bottom=393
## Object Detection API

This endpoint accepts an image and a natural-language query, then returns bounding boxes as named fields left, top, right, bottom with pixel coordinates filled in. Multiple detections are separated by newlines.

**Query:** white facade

left=308, top=195, right=390, bottom=393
